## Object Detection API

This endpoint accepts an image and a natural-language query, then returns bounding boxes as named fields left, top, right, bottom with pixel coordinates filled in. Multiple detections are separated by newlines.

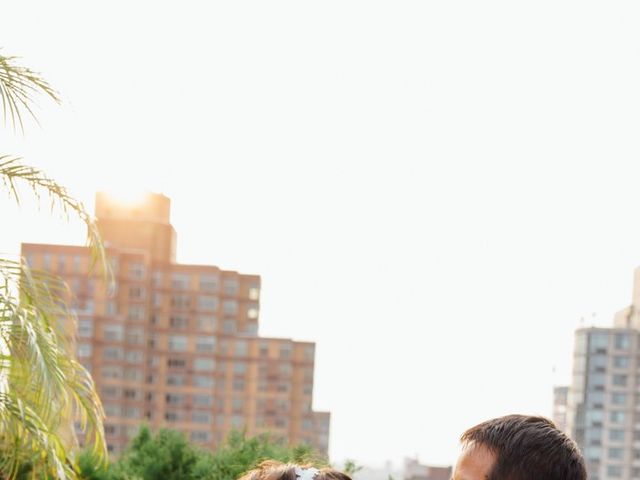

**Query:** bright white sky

left=3, top=0, right=640, bottom=469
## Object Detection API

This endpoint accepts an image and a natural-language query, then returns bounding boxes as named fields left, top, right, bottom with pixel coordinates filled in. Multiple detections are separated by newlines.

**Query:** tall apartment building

left=567, top=267, right=640, bottom=480
left=22, top=192, right=330, bottom=455
left=552, top=385, right=569, bottom=434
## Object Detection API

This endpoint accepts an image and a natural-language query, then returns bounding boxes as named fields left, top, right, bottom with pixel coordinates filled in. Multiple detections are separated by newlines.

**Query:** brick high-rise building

left=566, top=267, right=640, bottom=480
left=22, top=192, right=330, bottom=455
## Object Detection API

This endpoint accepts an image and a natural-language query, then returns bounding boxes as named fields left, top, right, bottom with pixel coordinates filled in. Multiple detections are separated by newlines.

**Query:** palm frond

left=0, top=156, right=112, bottom=285
left=0, top=53, right=60, bottom=133
left=0, top=259, right=106, bottom=478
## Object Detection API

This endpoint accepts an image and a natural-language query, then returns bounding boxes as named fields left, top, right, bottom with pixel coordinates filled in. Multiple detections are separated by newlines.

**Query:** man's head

left=452, top=414, right=586, bottom=480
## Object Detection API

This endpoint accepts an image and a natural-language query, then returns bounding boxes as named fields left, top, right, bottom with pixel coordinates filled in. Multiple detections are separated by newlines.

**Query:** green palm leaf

left=0, top=50, right=109, bottom=479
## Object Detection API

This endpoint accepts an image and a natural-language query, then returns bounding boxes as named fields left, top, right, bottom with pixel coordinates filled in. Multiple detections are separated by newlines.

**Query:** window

left=57, top=255, right=66, bottom=273
left=167, top=358, right=186, bottom=368
left=43, top=254, right=51, bottom=269
left=153, top=292, right=162, bottom=307
left=194, top=358, right=215, bottom=371
left=232, top=397, right=244, bottom=412
left=192, top=412, right=211, bottom=424
left=119, top=389, right=136, bottom=400
left=612, top=393, right=627, bottom=405
left=129, top=263, right=145, bottom=280
left=101, top=386, right=119, bottom=398
left=223, top=278, right=239, bottom=296
left=77, top=343, right=92, bottom=357
left=126, top=350, right=144, bottom=364
left=106, top=301, right=118, bottom=316
left=103, top=404, right=121, bottom=417
left=78, top=300, right=94, bottom=315
left=123, top=407, right=140, bottom=418
left=615, top=333, right=630, bottom=350
left=104, top=423, right=119, bottom=436
left=128, top=305, right=146, bottom=321
left=126, top=328, right=144, bottom=345
left=304, top=345, right=315, bottom=361
left=196, top=336, right=216, bottom=353
left=243, top=323, right=258, bottom=335
left=233, top=380, right=245, bottom=391
left=152, top=271, right=163, bottom=287
left=198, top=295, right=219, bottom=311
left=613, top=356, right=630, bottom=368
left=247, top=304, right=259, bottom=319
left=172, top=273, right=190, bottom=290
left=102, top=366, right=122, bottom=379
left=199, top=274, right=219, bottom=291
left=171, top=294, right=191, bottom=309
left=170, top=315, right=188, bottom=329
left=124, top=369, right=143, bottom=381
left=611, top=411, right=626, bottom=423
left=231, top=415, right=244, bottom=428
left=612, top=374, right=627, bottom=386
left=73, top=255, right=82, bottom=273
left=193, top=375, right=215, bottom=388
left=78, top=319, right=93, bottom=338
left=223, top=319, right=236, bottom=334
left=165, top=411, right=184, bottom=422
left=166, top=393, right=184, bottom=406
left=197, top=315, right=217, bottom=332
left=609, top=429, right=625, bottom=441
left=235, top=341, right=248, bottom=356
left=167, top=374, right=185, bottom=386
left=193, top=394, right=213, bottom=407
left=87, top=279, right=95, bottom=296
left=607, top=465, right=622, bottom=478
left=222, top=300, right=238, bottom=315
left=129, top=286, right=145, bottom=300
left=103, top=347, right=123, bottom=360
left=248, top=285, right=260, bottom=300
left=103, top=324, right=124, bottom=342
left=279, top=344, right=292, bottom=359
left=234, top=362, right=246, bottom=375
left=168, top=335, right=188, bottom=352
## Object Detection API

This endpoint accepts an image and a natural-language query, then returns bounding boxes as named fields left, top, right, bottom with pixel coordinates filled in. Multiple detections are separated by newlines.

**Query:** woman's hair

left=238, top=460, right=353, bottom=480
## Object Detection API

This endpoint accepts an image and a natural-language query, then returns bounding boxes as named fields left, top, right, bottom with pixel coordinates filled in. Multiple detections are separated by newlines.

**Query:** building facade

left=552, top=385, right=569, bottom=434
left=22, top=192, right=330, bottom=455
left=567, top=267, right=640, bottom=480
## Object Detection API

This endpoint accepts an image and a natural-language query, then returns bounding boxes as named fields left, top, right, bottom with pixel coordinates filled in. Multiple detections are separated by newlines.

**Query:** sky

left=3, top=0, right=640, bottom=469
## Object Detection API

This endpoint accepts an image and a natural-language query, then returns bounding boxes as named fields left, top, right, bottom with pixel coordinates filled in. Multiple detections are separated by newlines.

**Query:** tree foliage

left=78, top=427, right=325, bottom=480
left=0, top=51, right=107, bottom=479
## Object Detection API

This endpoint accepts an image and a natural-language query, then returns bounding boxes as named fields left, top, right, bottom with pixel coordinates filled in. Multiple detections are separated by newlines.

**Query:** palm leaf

left=0, top=156, right=112, bottom=285
left=0, top=53, right=60, bottom=133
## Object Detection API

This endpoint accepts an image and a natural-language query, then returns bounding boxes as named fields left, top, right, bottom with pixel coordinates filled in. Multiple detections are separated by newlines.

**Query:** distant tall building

left=566, top=267, right=640, bottom=480
left=552, top=385, right=569, bottom=434
left=22, top=192, right=330, bottom=455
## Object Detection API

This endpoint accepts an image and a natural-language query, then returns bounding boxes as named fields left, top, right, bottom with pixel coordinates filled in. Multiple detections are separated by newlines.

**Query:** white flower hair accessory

left=295, top=467, right=320, bottom=480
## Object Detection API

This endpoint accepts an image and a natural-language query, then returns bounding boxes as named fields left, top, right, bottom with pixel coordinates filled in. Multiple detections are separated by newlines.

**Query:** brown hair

left=460, top=414, right=586, bottom=480
left=238, top=460, right=352, bottom=480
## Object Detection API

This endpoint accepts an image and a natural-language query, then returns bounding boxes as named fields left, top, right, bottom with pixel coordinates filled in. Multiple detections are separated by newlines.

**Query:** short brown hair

left=461, top=414, right=586, bottom=480
left=238, top=460, right=352, bottom=480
